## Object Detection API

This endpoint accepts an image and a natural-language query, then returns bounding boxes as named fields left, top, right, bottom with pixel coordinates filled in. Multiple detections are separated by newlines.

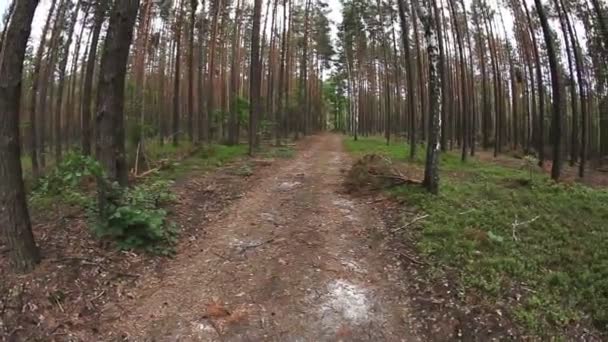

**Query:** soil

left=99, top=134, right=420, bottom=341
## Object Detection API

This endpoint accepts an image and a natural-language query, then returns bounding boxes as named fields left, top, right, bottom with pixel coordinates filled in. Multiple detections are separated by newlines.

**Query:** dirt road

left=103, top=134, right=418, bottom=341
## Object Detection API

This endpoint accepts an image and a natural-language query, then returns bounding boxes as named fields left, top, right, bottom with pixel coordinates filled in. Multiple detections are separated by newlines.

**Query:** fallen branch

left=375, top=174, right=423, bottom=186
left=238, top=238, right=275, bottom=254
left=399, top=252, right=427, bottom=266
left=134, top=159, right=170, bottom=179
left=511, top=215, right=540, bottom=241
left=393, top=214, right=429, bottom=233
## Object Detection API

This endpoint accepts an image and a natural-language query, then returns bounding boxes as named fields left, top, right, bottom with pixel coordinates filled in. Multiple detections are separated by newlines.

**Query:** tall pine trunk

left=0, top=0, right=41, bottom=272
left=29, top=0, right=57, bottom=179
left=249, top=0, right=263, bottom=155
left=534, top=0, right=562, bottom=180
left=95, top=0, right=140, bottom=201
left=416, top=0, right=442, bottom=194
left=81, top=0, right=106, bottom=156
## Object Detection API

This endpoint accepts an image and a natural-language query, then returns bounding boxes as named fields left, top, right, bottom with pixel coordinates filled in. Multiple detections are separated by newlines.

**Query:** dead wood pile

left=345, top=154, right=422, bottom=191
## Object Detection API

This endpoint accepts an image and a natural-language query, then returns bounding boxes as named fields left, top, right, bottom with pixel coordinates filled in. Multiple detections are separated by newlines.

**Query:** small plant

left=522, top=155, right=539, bottom=181
left=31, top=153, right=179, bottom=255
left=31, top=152, right=103, bottom=208
left=231, top=164, right=254, bottom=177
left=272, top=147, right=295, bottom=159
left=91, top=180, right=178, bottom=254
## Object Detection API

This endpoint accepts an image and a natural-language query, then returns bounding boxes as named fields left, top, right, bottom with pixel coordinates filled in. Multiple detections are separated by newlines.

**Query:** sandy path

left=102, top=134, right=418, bottom=341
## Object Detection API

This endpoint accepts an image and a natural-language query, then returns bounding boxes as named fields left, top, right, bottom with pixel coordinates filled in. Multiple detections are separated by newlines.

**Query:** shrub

left=31, top=154, right=178, bottom=254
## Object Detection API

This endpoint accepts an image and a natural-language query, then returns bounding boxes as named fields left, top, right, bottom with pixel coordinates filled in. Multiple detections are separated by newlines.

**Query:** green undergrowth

left=344, top=136, right=608, bottom=337
left=262, top=145, right=296, bottom=159
left=155, top=144, right=249, bottom=179
left=29, top=142, right=253, bottom=255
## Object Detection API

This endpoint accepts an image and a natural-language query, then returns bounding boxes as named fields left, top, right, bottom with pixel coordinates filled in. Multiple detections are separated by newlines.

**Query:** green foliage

left=126, top=118, right=157, bottom=148
left=31, top=152, right=103, bottom=208
left=237, top=96, right=250, bottom=125
left=259, top=119, right=276, bottom=137
left=146, top=140, right=195, bottom=161
left=345, top=137, right=608, bottom=336
left=230, top=163, right=254, bottom=177
left=213, top=109, right=228, bottom=125
left=31, top=153, right=178, bottom=254
left=269, top=146, right=295, bottom=159
left=157, top=144, right=249, bottom=178
left=91, top=180, right=177, bottom=255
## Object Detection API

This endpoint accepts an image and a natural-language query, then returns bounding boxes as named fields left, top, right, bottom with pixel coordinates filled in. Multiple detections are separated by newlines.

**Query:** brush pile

left=345, top=154, right=422, bottom=192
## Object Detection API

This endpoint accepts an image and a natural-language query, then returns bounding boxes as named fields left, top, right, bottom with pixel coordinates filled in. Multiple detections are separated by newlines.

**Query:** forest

left=0, top=0, right=607, bottom=340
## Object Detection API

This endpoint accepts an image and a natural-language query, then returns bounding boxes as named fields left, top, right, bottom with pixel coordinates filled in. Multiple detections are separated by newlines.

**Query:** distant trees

left=15, top=0, right=335, bottom=172
left=337, top=0, right=608, bottom=192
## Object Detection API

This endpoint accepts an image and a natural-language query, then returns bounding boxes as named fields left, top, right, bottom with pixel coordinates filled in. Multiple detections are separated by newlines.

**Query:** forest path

left=103, top=134, right=418, bottom=341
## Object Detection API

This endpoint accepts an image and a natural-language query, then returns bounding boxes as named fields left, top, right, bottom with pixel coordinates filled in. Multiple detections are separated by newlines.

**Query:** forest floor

left=3, top=134, right=432, bottom=341
left=475, top=150, right=608, bottom=188
left=3, top=134, right=606, bottom=341
left=95, top=134, right=423, bottom=341
left=344, top=136, right=607, bottom=341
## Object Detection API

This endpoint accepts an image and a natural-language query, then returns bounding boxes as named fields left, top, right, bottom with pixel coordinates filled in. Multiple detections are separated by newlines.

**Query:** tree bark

left=53, top=0, right=82, bottom=162
left=95, top=0, right=140, bottom=192
left=416, top=0, right=442, bottom=194
left=173, top=0, right=184, bottom=146
left=229, top=0, right=242, bottom=145
left=81, top=0, right=107, bottom=156
left=534, top=0, right=562, bottom=180
left=397, top=0, right=417, bottom=159
left=29, top=0, right=57, bottom=179
left=188, top=0, right=198, bottom=142
left=522, top=0, right=545, bottom=166
left=0, top=0, right=41, bottom=272
left=249, top=0, right=263, bottom=155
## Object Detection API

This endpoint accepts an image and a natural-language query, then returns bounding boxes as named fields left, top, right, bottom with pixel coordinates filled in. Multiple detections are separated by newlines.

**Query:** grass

left=344, top=136, right=608, bottom=337
left=153, top=141, right=294, bottom=179
left=155, top=143, right=250, bottom=179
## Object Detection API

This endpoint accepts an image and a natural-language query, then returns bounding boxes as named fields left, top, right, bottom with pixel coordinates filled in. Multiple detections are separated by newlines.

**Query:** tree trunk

left=276, top=0, right=288, bottom=146
left=229, top=0, right=242, bottom=146
left=173, top=0, right=184, bottom=146
left=560, top=0, right=588, bottom=177
left=522, top=0, right=545, bottom=166
left=416, top=0, right=442, bottom=194
left=29, top=0, right=57, bottom=179
left=534, top=0, right=562, bottom=180
left=197, top=0, right=207, bottom=143
left=551, top=0, right=576, bottom=167
left=53, top=0, right=82, bottom=163
left=397, top=0, right=417, bottom=159
left=95, top=0, right=140, bottom=194
left=39, top=0, right=68, bottom=169
left=249, top=0, right=263, bottom=155
left=188, top=0, right=198, bottom=142
left=206, top=0, right=222, bottom=142
left=81, top=0, right=106, bottom=156
left=0, top=0, right=41, bottom=272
